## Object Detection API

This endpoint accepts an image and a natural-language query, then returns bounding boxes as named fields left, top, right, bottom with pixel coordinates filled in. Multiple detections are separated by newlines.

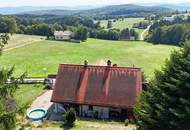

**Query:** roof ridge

left=59, top=64, right=141, bottom=70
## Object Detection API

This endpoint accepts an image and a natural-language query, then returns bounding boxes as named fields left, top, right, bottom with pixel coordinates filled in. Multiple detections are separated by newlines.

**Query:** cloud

left=0, top=0, right=189, bottom=7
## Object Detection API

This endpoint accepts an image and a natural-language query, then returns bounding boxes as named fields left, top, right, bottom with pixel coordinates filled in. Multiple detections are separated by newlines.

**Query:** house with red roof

left=51, top=60, right=142, bottom=120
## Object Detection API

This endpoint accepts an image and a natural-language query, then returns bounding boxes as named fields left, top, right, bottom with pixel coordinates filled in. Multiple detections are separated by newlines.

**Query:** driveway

left=28, top=90, right=53, bottom=111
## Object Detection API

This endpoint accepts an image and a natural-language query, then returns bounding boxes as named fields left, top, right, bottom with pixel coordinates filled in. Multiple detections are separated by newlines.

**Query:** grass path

left=4, top=34, right=45, bottom=51
left=140, top=25, right=151, bottom=41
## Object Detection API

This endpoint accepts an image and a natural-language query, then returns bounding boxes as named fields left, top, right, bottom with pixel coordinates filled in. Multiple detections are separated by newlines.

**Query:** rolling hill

left=77, top=4, right=172, bottom=17
left=159, top=4, right=190, bottom=11
left=0, top=6, right=101, bottom=15
left=18, top=4, right=172, bottom=17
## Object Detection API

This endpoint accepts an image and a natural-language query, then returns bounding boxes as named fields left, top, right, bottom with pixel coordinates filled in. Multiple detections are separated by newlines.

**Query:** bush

left=124, top=119, right=129, bottom=126
left=18, top=126, right=25, bottom=130
left=65, top=108, right=76, bottom=125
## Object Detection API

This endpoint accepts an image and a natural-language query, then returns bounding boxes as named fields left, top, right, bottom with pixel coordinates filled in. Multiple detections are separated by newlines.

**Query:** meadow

left=4, top=34, right=44, bottom=51
left=0, top=37, right=178, bottom=78
left=99, top=18, right=147, bottom=35
left=99, top=18, right=145, bottom=29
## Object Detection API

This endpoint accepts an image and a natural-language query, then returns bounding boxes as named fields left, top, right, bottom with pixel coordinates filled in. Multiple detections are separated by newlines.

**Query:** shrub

left=124, top=119, right=129, bottom=126
left=65, top=108, right=76, bottom=125
left=18, top=126, right=25, bottom=130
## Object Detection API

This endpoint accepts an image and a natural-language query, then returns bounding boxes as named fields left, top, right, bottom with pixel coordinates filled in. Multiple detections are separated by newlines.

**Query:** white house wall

left=55, top=35, right=70, bottom=40
left=80, top=105, right=109, bottom=119
left=55, top=103, right=123, bottom=119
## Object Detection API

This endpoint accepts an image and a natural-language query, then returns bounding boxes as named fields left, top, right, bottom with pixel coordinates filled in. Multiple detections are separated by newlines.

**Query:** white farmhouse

left=51, top=61, right=142, bottom=120
left=54, top=31, right=74, bottom=41
left=163, top=16, right=175, bottom=22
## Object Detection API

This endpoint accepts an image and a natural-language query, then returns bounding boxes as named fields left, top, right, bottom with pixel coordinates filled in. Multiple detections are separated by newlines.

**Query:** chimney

left=84, top=60, right=88, bottom=67
left=107, top=60, right=112, bottom=67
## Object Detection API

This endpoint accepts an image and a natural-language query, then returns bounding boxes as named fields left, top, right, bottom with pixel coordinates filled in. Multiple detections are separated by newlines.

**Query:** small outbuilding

left=51, top=61, right=142, bottom=120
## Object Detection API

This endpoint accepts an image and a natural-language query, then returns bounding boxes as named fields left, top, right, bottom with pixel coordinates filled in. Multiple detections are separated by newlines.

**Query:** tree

left=0, top=17, right=17, bottom=34
left=36, top=24, right=51, bottom=36
left=130, top=29, right=139, bottom=40
left=74, top=25, right=88, bottom=41
left=52, top=23, right=63, bottom=31
left=152, top=27, right=162, bottom=44
left=0, top=33, right=9, bottom=54
left=107, top=29, right=120, bottom=40
left=148, top=24, right=189, bottom=45
left=120, top=28, right=138, bottom=40
left=94, top=21, right=101, bottom=29
left=0, top=34, right=25, bottom=130
left=24, top=24, right=53, bottom=37
left=187, top=16, right=190, bottom=23
left=107, top=20, right=113, bottom=29
left=120, top=28, right=130, bottom=39
left=134, top=41, right=190, bottom=130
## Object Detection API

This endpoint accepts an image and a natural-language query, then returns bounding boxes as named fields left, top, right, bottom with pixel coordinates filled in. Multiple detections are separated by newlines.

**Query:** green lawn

left=0, top=38, right=178, bottom=78
left=14, top=84, right=45, bottom=108
left=18, top=119, right=136, bottom=130
left=99, top=18, right=145, bottom=30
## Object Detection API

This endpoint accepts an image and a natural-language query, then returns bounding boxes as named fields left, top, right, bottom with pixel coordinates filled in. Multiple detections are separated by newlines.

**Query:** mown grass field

left=4, top=34, right=45, bottom=51
left=0, top=38, right=178, bottom=78
left=99, top=18, right=145, bottom=30
left=99, top=18, right=147, bottom=36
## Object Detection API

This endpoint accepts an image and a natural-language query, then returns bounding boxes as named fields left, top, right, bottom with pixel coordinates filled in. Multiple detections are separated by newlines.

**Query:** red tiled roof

left=51, top=64, right=142, bottom=108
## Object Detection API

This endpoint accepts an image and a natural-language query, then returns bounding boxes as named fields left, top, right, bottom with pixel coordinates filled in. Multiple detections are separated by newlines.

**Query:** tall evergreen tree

left=134, top=41, right=190, bottom=130
left=0, top=34, right=25, bottom=130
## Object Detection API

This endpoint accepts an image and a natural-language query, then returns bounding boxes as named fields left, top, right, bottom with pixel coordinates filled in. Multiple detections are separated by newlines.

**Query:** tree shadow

left=60, top=123, right=75, bottom=130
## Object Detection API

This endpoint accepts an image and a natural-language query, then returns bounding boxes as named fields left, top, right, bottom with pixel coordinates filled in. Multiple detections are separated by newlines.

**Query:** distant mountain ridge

left=134, top=3, right=190, bottom=11
left=1, top=3, right=190, bottom=15
left=15, top=4, right=172, bottom=17
left=0, top=6, right=101, bottom=15
left=159, top=4, right=190, bottom=11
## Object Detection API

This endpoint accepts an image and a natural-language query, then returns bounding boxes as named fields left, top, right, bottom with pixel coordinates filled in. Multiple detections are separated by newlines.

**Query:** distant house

left=163, top=16, right=175, bottom=22
left=54, top=31, right=74, bottom=41
left=51, top=60, right=142, bottom=120
left=163, top=14, right=185, bottom=22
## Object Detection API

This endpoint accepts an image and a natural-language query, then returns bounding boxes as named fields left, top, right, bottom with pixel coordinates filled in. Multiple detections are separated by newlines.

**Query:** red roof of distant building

left=51, top=64, right=142, bottom=108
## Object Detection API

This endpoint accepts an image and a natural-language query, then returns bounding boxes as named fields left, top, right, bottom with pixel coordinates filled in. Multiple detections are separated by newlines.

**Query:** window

left=88, top=105, right=93, bottom=111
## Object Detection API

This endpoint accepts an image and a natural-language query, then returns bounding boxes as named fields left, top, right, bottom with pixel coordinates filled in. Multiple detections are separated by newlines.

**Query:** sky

left=0, top=0, right=189, bottom=7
